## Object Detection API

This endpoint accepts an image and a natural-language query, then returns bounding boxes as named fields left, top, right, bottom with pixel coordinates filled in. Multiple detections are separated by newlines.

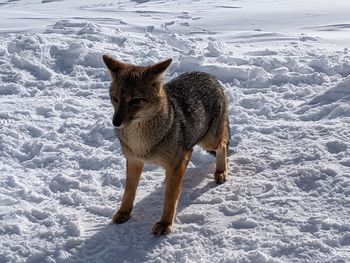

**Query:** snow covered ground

left=1, top=0, right=350, bottom=262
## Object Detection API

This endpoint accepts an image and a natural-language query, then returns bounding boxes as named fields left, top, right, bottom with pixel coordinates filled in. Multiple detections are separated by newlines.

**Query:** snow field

left=0, top=0, right=350, bottom=262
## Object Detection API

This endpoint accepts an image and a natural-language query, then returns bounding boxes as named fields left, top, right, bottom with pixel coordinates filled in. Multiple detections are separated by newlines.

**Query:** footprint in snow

left=177, top=213, right=207, bottom=226
left=231, top=217, right=258, bottom=229
left=247, top=183, right=274, bottom=196
left=325, top=141, right=348, bottom=154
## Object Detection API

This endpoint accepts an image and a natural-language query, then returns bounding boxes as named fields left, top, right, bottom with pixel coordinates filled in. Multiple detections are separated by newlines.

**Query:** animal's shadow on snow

left=67, top=162, right=218, bottom=263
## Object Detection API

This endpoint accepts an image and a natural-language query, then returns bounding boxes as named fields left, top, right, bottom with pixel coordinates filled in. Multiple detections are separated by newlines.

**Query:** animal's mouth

left=114, top=122, right=129, bottom=130
left=113, top=117, right=135, bottom=129
left=113, top=116, right=147, bottom=129
left=113, top=114, right=131, bottom=129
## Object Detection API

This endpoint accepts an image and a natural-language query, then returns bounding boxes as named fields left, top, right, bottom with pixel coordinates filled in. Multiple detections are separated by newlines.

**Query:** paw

left=152, top=221, right=173, bottom=236
left=112, top=211, right=131, bottom=224
left=214, top=170, right=228, bottom=184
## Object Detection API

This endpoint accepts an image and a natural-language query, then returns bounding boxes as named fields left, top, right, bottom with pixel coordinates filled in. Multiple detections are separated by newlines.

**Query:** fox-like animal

left=102, top=55, right=229, bottom=236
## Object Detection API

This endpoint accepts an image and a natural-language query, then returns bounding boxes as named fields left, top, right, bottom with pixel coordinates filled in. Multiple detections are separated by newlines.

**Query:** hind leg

left=214, top=141, right=228, bottom=184
left=199, top=120, right=229, bottom=184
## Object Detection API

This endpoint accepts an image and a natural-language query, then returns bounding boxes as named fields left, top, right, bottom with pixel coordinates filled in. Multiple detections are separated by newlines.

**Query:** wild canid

left=102, top=55, right=229, bottom=236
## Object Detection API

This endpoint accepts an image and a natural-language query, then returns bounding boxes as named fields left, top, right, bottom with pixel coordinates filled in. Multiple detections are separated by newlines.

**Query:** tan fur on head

left=102, top=55, right=172, bottom=79
left=102, top=55, right=128, bottom=74
left=144, top=59, right=172, bottom=78
left=102, top=56, right=172, bottom=128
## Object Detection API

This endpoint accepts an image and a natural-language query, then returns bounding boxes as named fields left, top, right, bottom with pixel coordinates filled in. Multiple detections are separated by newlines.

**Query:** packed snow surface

left=0, top=0, right=350, bottom=262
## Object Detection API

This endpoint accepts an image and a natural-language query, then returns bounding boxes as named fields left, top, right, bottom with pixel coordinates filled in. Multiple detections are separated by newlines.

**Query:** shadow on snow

left=66, top=162, right=218, bottom=263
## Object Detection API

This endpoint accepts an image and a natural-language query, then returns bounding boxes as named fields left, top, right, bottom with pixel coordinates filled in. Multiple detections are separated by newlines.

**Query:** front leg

left=112, top=158, right=143, bottom=224
left=152, top=149, right=192, bottom=236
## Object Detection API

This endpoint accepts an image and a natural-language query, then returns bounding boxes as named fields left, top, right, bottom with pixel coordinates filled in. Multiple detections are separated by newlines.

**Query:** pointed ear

left=145, top=59, right=172, bottom=78
left=102, top=55, right=126, bottom=74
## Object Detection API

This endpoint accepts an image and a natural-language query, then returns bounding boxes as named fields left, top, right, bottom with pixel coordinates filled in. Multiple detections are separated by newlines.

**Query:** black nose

left=113, top=115, right=123, bottom=127
left=113, top=110, right=124, bottom=127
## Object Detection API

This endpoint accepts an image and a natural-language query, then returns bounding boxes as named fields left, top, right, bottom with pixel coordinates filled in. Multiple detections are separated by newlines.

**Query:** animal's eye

left=129, top=98, right=143, bottom=107
left=111, top=96, right=119, bottom=104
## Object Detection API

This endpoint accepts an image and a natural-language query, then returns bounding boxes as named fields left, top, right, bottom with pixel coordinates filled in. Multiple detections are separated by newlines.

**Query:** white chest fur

left=117, top=123, right=155, bottom=160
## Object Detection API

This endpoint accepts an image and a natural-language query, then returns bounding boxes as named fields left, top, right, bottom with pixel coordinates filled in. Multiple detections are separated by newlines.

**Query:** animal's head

left=102, top=55, right=172, bottom=129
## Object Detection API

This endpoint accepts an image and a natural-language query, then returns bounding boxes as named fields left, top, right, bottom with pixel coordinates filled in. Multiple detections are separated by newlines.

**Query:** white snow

left=1, top=0, right=350, bottom=262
